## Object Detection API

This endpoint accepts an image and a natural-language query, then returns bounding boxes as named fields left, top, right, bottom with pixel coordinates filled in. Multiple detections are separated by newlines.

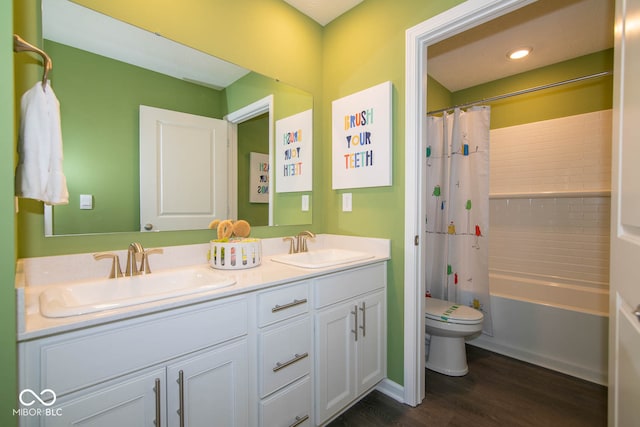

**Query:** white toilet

left=425, top=297, right=484, bottom=376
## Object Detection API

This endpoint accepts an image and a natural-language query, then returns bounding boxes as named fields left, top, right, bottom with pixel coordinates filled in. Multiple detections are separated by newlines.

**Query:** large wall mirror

left=42, top=0, right=313, bottom=236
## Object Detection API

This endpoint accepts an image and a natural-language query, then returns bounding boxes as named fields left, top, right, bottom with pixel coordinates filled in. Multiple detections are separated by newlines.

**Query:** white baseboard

left=375, top=378, right=404, bottom=403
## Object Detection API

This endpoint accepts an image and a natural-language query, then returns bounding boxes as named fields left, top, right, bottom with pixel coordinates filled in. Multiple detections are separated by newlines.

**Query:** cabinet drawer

left=22, top=297, right=248, bottom=396
left=257, top=281, right=310, bottom=327
left=260, top=376, right=312, bottom=427
left=314, top=263, right=385, bottom=308
left=259, top=317, right=311, bottom=397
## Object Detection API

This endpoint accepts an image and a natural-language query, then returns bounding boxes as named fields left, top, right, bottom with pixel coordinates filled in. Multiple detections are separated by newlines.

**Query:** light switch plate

left=342, top=193, right=352, bottom=212
left=302, top=194, right=309, bottom=211
left=80, top=194, right=93, bottom=210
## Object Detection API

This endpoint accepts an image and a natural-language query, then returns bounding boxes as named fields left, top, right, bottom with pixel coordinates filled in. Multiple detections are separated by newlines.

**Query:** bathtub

left=468, top=272, right=609, bottom=385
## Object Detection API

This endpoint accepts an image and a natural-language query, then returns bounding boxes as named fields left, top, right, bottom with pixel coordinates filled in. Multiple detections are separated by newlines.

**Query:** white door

left=139, top=105, right=228, bottom=232
left=44, top=369, right=164, bottom=427
left=609, top=0, right=640, bottom=425
left=315, top=302, right=356, bottom=425
left=166, top=340, right=249, bottom=427
left=357, top=291, right=386, bottom=395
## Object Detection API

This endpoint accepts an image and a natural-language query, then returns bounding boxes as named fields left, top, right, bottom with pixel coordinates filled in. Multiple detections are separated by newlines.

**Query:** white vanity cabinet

left=256, top=281, right=313, bottom=427
left=19, top=297, right=249, bottom=427
left=313, top=263, right=387, bottom=425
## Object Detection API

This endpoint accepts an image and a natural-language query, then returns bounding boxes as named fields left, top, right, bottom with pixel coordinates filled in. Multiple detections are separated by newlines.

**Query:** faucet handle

left=283, top=237, right=297, bottom=254
left=93, top=252, right=124, bottom=279
left=141, top=248, right=164, bottom=274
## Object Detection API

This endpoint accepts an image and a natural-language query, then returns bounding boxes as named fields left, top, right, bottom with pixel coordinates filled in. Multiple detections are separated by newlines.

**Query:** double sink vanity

left=15, top=234, right=389, bottom=426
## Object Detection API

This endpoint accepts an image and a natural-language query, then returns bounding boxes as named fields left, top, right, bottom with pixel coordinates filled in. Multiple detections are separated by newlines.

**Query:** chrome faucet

left=296, top=230, right=316, bottom=253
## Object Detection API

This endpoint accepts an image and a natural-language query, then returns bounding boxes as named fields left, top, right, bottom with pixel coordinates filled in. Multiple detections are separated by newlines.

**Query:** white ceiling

left=427, top=0, right=615, bottom=91
left=283, top=0, right=363, bottom=26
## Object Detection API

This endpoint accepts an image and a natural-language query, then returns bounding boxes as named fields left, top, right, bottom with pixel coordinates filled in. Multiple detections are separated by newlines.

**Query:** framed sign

left=275, top=109, right=313, bottom=193
left=249, top=152, right=269, bottom=203
left=332, top=81, right=392, bottom=189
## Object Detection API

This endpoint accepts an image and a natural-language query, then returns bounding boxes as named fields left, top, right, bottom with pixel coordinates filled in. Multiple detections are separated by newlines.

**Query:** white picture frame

left=275, top=109, right=313, bottom=193
left=332, top=81, right=392, bottom=189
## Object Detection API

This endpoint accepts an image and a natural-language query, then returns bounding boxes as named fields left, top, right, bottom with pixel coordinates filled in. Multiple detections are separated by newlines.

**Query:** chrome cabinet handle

left=272, top=298, right=307, bottom=313
left=352, top=305, right=358, bottom=341
left=289, top=414, right=310, bottom=427
left=635, top=304, right=640, bottom=322
left=273, top=352, right=309, bottom=372
left=154, top=378, right=161, bottom=427
left=177, top=370, right=185, bottom=427
left=359, top=301, right=366, bottom=337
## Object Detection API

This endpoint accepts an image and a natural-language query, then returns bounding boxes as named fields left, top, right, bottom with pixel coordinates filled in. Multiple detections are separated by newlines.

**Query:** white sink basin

left=271, top=249, right=374, bottom=269
left=38, top=267, right=236, bottom=318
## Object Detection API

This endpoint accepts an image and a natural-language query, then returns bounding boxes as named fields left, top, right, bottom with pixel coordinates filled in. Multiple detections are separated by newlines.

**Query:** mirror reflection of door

left=237, top=113, right=269, bottom=227
left=139, top=105, right=228, bottom=232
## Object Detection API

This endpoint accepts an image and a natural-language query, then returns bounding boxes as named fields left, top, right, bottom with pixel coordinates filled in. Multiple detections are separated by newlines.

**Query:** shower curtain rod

left=426, top=70, right=612, bottom=116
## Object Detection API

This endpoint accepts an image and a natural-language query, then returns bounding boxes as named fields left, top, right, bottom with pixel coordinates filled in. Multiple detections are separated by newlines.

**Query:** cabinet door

left=43, top=369, right=165, bottom=427
left=315, top=302, right=357, bottom=425
left=357, top=291, right=386, bottom=394
left=166, top=340, right=248, bottom=427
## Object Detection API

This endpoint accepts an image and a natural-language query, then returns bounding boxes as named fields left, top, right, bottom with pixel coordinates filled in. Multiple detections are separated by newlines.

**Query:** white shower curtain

left=425, top=106, right=492, bottom=335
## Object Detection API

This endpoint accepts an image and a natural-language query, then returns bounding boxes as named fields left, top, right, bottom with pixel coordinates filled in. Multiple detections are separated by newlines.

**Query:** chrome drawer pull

left=289, top=414, right=310, bottom=427
left=177, top=370, right=185, bottom=427
left=352, top=305, right=358, bottom=341
left=359, top=301, right=366, bottom=337
left=272, top=298, right=307, bottom=313
left=154, top=378, right=161, bottom=427
left=273, top=352, right=309, bottom=372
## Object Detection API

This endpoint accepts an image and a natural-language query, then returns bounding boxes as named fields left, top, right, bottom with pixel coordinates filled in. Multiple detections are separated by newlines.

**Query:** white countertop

left=16, top=234, right=390, bottom=341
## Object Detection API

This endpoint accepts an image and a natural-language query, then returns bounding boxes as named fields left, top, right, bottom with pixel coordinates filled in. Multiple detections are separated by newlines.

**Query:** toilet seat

left=425, top=297, right=483, bottom=325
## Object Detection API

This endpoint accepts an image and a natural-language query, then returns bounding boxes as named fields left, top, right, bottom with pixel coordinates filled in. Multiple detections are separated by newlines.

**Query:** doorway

left=404, top=0, right=564, bottom=406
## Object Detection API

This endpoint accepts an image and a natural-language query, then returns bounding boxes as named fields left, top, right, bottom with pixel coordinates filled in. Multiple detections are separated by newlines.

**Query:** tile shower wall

left=491, top=110, right=612, bottom=195
left=488, top=110, right=612, bottom=292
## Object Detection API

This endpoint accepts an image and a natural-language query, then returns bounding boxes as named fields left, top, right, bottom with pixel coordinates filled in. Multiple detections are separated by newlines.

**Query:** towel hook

left=13, top=34, right=52, bottom=90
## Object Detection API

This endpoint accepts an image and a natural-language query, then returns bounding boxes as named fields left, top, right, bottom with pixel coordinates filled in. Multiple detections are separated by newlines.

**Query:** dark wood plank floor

left=328, top=345, right=607, bottom=427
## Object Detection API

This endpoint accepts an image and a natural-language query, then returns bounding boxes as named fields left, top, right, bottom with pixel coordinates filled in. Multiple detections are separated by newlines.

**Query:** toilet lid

left=425, top=297, right=484, bottom=324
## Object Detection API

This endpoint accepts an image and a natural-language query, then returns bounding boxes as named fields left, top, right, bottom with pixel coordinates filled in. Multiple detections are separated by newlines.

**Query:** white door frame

left=225, top=95, right=274, bottom=225
left=403, top=0, right=536, bottom=406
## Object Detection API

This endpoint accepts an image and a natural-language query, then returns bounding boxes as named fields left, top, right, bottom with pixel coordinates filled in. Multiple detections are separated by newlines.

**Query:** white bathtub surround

left=477, top=110, right=612, bottom=385
left=15, top=234, right=390, bottom=340
left=425, top=106, right=493, bottom=335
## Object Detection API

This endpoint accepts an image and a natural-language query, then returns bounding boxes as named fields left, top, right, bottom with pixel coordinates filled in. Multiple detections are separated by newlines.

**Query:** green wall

left=238, top=113, right=269, bottom=226
left=321, top=0, right=466, bottom=385
left=1, top=1, right=16, bottom=423
left=44, top=41, right=226, bottom=235
left=451, top=49, right=613, bottom=129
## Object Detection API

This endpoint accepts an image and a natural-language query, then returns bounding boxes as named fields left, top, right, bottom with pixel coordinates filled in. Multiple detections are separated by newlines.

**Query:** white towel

left=15, top=81, right=69, bottom=205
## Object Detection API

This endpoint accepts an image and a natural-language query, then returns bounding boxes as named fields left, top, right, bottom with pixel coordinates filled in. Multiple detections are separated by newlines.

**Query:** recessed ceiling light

left=507, top=47, right=532, bottom=60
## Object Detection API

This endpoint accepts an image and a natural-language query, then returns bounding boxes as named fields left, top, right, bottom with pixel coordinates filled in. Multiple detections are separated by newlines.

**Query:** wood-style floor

left=328, top=345, right=607, bottom=427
